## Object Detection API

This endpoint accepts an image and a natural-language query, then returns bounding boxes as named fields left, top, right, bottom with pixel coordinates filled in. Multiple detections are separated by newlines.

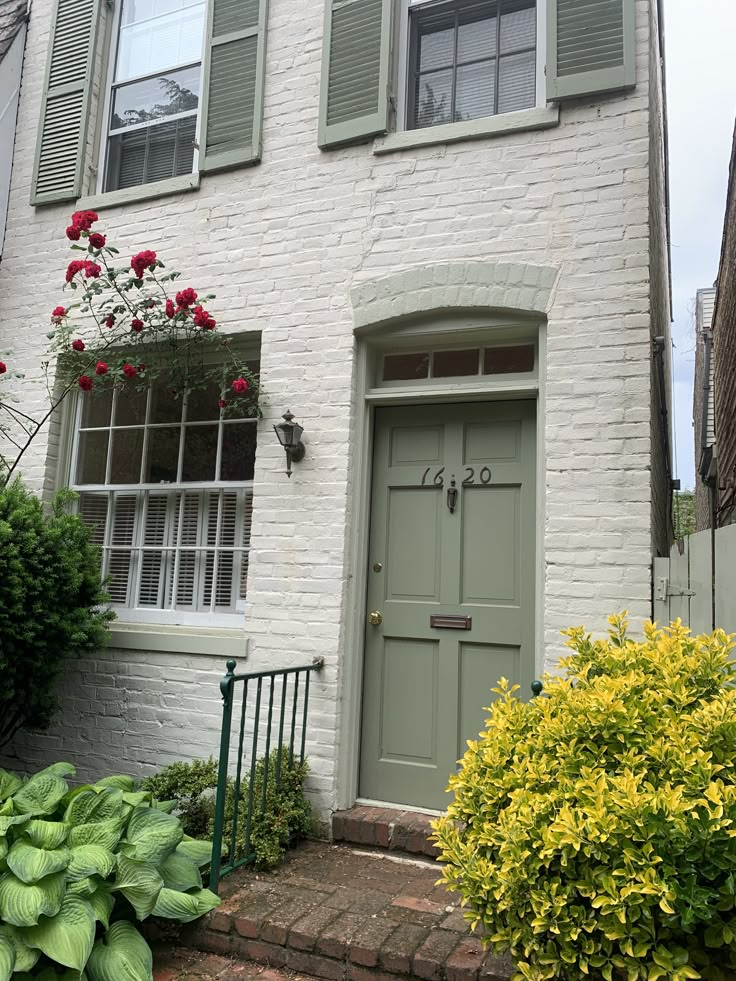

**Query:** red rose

left=165, top=299, right=176, bottom=318
left=51, top=306, right=66, bottom=323
left=130, top=250, right=157, bottom=279
left=218, top=398, right=227, bottom=409
left=95, top=361, right=108, bottom=376
left=193, top=305, right=216, bottom=330
left=78, top=375, right=93, bottom=391
left=231, top=377, right=249, bottom=395
left=71, top=339, right=85, bottom=352
left=88, top=232, right=106, bottom=249
left=131, top=318, right=144, bottom=332
left=104, top=314, right=115, bottom=329
left=84, top=261, right=101, bottom=278
left=175, top=288, right=198, bottom=308
left=66, top=225, right=81, bottom=241
left=122, top=363, right=137, bottom=379
left=138, top=364, right=146, bottom=372
left=66, top=260, right=85, bottom=282
left=71, top=210, right=98, bottom=231
left=0, top=362, right=6, bottom=374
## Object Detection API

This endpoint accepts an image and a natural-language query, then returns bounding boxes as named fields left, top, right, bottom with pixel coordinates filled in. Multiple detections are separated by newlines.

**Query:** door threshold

left=355, top=796, right=443, bottom=817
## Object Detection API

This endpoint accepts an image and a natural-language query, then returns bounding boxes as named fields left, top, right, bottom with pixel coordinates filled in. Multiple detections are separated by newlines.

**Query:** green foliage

left=0, top=480, right=114, bottom=746
left=433, top=616, right=736, bottom=981
left=0, top=760, right=219, bottom=980
left=674, top=491, right=697, bottom=539
left=141, top=749, right=311, bottom=871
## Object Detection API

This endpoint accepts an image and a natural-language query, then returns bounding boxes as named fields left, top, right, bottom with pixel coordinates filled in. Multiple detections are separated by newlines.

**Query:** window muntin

left=382, top=344, right=536, bottom=382
left=72, top=382, right=256, bottom=623
left=407, top=0, right=536, bottom=130
left=103, top=0, right=206, bottom=192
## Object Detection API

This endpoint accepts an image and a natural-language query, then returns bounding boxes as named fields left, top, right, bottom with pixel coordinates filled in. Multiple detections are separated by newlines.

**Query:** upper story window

left=71, top=380, right=257, bottom=626
left=102, top=0, right=207, bottom=192
left=406, top=0, right=537, bottom=130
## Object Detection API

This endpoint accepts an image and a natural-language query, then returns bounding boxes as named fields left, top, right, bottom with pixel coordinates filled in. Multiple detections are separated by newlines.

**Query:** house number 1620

left=421, top=467, right=492, bottom=486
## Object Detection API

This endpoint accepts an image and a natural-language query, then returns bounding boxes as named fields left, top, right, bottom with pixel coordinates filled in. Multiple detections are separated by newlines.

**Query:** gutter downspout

left=699, top=330, right=713, bottom=473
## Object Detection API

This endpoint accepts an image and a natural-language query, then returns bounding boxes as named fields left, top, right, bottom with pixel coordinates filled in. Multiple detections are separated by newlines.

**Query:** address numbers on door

left=420, top=466, right=492, bottom=487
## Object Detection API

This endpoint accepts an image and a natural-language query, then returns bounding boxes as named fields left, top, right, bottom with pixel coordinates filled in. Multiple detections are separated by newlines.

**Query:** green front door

left=359, top=400, right=537, bottom=811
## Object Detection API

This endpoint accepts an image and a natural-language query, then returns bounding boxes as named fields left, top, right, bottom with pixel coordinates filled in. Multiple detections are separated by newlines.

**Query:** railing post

left=209, top=658, right=236, bottom=894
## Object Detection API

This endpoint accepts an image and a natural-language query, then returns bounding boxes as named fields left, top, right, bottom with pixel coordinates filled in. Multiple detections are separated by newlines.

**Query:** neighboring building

left=694, top=286, right=717, bottom=531
left=0, top=0, right=672, bottom=816
left=0, top=0, right=28, bottom=258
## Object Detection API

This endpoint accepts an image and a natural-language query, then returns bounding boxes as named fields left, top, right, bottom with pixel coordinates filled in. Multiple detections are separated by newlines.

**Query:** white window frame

left=396, top=0, right=547, bottom=131
left=69, top=383, right=257, bottom=629
left=96, top=0, right=207, bottom=195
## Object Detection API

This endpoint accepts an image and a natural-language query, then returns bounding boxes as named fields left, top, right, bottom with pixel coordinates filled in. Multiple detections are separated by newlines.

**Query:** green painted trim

left=75, top=173, right=200, bottom=210
left=200, top=146, right=258, bottom=174
left=546, top=0, right=636, bottom=102
left=109, top=623, right=248, bottom=657
left=374, top=106, right=559, bottom=155
left=30, top=0, right=104, bottom=206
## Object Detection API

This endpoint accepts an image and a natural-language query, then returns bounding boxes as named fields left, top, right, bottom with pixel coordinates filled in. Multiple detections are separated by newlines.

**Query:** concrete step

left=180, top=841, right=513, bottom=981
left=331, top=806, right=442, bottom=860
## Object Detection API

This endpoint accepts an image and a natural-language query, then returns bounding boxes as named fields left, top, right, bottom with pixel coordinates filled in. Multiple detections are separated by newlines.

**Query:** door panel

left=360, top=400, right=536, bottom=811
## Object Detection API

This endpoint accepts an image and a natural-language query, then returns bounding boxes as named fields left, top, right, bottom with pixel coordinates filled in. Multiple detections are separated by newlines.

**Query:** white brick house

left=0, top=0, right=672, bottom=815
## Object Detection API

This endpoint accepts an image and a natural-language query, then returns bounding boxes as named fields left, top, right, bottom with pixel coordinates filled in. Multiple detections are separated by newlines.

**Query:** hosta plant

left=433, top=616, right=736, bottom=981
left=0, top=761, right=220, bottom=980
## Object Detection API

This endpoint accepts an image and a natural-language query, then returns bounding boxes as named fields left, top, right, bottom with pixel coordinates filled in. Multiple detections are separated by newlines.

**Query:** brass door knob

left=369, top=610, right=383, bottom=625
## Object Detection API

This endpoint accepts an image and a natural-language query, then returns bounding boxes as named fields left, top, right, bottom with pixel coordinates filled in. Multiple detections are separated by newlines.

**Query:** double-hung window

left=71, top=381, right=257, bottom=626
left=406, top=0, right=537, bottom=130
left=102, top=0, right=207, bottom=193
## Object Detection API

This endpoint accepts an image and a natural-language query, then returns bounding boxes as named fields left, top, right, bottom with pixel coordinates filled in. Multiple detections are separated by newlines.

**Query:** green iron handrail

left=209, top=656, right=324, bottom=893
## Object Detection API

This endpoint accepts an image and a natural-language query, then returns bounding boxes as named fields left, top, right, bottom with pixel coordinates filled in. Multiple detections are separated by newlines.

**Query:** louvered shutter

left=200, top=0, right=268, bottom=172
left=546, top=0, right=636, bottom=101
left=318, top=0, right=394, bottom=149
left=138, top=494, right=170, bottom=608
left=30, top=0, right=103, bottom=205
left=108, top=494, right=138, bottom=606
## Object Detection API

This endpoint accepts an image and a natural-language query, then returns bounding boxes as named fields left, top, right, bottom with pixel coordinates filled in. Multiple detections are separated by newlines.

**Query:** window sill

left=108, top=621, right=247, bottom=658
left=373, top=105, right=560, bottom=155
left=76, top=173, right=200, bottom=211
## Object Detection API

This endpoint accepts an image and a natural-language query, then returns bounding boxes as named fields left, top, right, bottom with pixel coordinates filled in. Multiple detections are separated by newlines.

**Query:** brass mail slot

left=430, top=615, right=472, bottom=630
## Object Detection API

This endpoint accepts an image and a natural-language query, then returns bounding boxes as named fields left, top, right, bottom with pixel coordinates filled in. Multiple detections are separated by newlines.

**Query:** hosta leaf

left=0, top=936, right=13, bottom=981
left=35, top=763, right=76, bottom=779
left=0, top=815, right=30, bottom=836
left=177, top=838, right=214, bottom=867
left=19, top=971, right=88, bottom=981
left=67, top=845, right=116, bottom=881
left=7, top=841, right=70, bottom=883
left=65, top=789, right=123, bottom=827
left=0, top=924, right=40, bottom=972
left=23, top=820, right=68, bottom=850
left=23, top=895, right=95, bottom=971
left=0, top=771, right=22, bottom=802
left=160, top=851, right=202, bottom=892
left=86, top=922, right=152, bottom=981
left=87, top=886, right=114, bottom=929
left=0, top=871, right=65, bottom=926
left=12, top=773, right=69, bottom=817
left=152, top=886, right=220, bottom=923
left=111, top=856, right=163, bottom=920
left=68, top=816, right=125, bottom=850
left=68, top=876, right=98, bottom=897
left=119, top=806, right=182, bottom=865
left=122, top=791, right=153, bottom=808
left=95, top=776, right=135, bottom=792
left=154, top=799, right=177, bottom=813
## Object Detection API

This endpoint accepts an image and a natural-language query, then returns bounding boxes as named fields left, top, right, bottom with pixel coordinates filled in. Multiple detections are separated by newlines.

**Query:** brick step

left=331, top=806, right=441, bottom=859
left=181, top=841, right=512, bottom=981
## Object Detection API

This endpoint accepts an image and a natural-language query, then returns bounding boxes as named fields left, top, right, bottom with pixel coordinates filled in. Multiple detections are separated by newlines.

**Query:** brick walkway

left=152, top=945, right=312, bottom=980
left=183, top=841, right=513, bottom=981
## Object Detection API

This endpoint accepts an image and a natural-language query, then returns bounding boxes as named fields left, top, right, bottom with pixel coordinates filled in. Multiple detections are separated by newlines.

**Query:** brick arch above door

left=350, top=261, right=560, bottom=333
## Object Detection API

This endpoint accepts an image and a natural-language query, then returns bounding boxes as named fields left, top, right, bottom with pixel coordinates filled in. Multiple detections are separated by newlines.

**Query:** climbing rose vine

left=0, top=211, right=259, bottom=484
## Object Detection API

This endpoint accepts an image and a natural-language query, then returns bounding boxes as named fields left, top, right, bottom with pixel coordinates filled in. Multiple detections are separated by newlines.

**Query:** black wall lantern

left=274, top=411, right=306, bottom=477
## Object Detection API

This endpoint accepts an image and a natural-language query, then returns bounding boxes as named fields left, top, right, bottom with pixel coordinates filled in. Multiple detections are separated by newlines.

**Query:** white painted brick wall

left=0, top=0, right=665, bottom=817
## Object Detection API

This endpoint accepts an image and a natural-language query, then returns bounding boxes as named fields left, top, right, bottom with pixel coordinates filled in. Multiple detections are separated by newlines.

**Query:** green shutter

left=546, top=0, right=636, bottom=101
left=318, top=0, right=394, bottom=150
left=200, top=0, right=268, bottom=172
left=30, top=0, right=103, bottom=206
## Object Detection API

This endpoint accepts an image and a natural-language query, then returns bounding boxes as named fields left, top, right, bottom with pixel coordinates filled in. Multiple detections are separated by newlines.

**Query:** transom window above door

left=102, top=0, right=207, bottom=193
left=406, top=0, right=537, bottom=130
left=71, top=381, right=257, bottom=626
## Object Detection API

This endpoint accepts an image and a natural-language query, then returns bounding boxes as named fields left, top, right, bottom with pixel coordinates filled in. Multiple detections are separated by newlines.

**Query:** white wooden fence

left=653, top=523, right=736, bottom=634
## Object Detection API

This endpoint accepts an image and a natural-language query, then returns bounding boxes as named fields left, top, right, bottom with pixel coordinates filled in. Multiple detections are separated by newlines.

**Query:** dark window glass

left=182, top=425, right=218, bottom=481
left=109, top=428, right=145, bottom=483
left=80, top=388, right=113, bottom=428
left=383, top=353, right=430, bottom=381
left=483, top=345, right=535, bottom=374
left=76, top=431, right=109, bottom=484
left=433, top=349, right=480, bottom=377
left=221, top=423, right=257, bottom=481
left=145, top=427, right=181, bottom=482
left=105, top=116, right=197, bottom=191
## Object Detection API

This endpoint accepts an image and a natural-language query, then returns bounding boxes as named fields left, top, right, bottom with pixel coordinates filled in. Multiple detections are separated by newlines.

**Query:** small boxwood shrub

left=433, top=616, right=736, bottom=981
left=141, top=748, right=311, bottom=870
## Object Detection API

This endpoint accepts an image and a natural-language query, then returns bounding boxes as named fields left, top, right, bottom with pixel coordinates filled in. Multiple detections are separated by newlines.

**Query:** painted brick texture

left=0, top=0, right=668, bottom=815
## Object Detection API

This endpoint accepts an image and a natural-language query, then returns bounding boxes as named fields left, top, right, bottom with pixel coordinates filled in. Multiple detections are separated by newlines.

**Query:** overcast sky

left=666, top=0, right=736, bottom=489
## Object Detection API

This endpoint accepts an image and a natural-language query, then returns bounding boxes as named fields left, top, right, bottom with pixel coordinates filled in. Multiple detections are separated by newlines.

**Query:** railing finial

left=531, top=680, right=543, bottom=698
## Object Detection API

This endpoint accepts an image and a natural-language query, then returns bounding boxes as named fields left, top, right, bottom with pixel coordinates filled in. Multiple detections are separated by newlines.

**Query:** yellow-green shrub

left=433, top=616, right=736, bottom=981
